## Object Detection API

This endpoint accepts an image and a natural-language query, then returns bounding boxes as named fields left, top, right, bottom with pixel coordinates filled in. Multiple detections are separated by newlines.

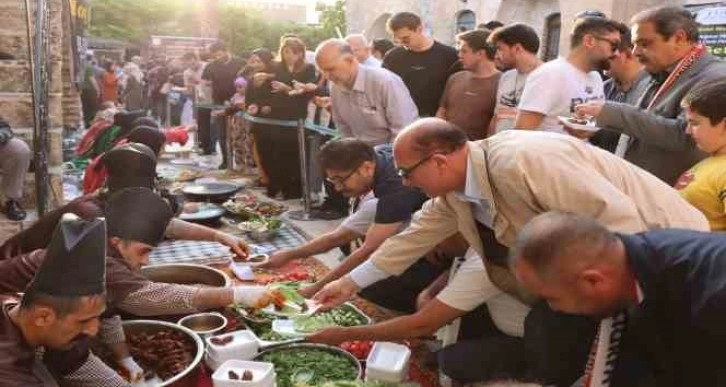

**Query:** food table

left=121, top=163, right=442, bottom=387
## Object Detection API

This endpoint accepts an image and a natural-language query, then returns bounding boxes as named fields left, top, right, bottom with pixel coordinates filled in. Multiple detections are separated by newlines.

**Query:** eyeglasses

left=396, top=152, right=444, bottom=179
left=325, top=165, right=360, bottom=187
left=594, top=36, right=621, bottom=53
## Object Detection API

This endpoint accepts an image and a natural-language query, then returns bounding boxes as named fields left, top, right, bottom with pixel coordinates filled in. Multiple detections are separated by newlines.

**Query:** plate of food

left=237, top=216, right=284, bottom=242
left=558, top=116, right=601, bottom=132
left=262, top=282, right=321, bottom=317
left=178, top=202, right=226, bottom=222
left=223, top=196, right=287, bottom=218
left=272, top=303, right=371, bottom=336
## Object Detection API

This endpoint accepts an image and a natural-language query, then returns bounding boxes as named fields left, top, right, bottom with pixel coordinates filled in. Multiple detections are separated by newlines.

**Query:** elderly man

left=345, top=34, right=380, bottom=67
left=315, top=39, right=418, bottom=146
left=0, top=117, right=31, bottom=221
left=0, top=214, right=107, bottom=386
left=575, top=6, right=726, bottom=185
left=511, top=212, right=726, bottom=386
left=514, top=17, right=620, bottom=133
left=314, top=118, right=708, bottom=386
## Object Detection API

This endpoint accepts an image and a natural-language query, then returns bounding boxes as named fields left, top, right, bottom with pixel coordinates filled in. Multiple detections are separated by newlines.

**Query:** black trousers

left=254, top=123, right=302, bottom=199
left=197, top=108, right=212, bottom=154
left=439, top=301, right=597, bottom=386
left=357, top=259, right=444, bottom=314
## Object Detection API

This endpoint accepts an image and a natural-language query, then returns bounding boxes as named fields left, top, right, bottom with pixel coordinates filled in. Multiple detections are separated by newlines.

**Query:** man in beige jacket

left=314, top=117, right=708, bottom=385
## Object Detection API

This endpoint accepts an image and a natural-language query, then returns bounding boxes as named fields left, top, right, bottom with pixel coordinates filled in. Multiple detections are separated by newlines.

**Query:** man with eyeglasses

left=513, top=17, right=620, bottom=133
left=574, top=6, right=726, bottom=186
left=313, top=117, right=709, bottom=386
left=295, top=139, right=445, bottom=313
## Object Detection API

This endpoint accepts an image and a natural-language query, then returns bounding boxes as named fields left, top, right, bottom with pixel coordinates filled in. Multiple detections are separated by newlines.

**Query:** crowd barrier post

left=287, top=119, right=314, bottom=221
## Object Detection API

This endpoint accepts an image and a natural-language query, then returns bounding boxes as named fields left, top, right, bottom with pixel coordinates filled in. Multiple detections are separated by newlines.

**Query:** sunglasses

left=594, top=36, right=621, bottom=53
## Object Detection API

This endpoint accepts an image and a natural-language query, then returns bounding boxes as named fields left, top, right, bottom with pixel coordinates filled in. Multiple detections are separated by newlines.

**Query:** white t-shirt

left=340, top=195, right=378, bottom=236
left=517, top=57, right=605, bottom=133
left=436, top=249, right=530, bottom=338
left=493, top=69, right=530, bottom=133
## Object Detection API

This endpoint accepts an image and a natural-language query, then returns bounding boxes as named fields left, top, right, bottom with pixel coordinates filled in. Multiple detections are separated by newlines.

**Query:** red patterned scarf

left=646, top=44, right=707, bottom=110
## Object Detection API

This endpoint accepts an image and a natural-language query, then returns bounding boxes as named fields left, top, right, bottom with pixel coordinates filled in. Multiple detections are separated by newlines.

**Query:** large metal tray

left=253, top=343, right=363, bottom=382
left=122, top=320, right=204, bottom=386
left=141, top=264, right=231, bottom=287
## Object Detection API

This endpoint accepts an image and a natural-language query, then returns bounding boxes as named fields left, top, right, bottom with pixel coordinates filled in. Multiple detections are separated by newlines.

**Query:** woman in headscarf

left=81, top=125, right=167, bottom=195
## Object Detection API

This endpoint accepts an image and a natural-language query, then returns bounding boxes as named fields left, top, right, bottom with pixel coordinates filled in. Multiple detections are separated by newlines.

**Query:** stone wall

left=0, top=0, right=65, bottom=212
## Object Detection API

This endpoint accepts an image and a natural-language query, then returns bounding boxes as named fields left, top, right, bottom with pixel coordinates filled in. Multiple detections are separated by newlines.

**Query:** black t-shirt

left=383, top=41, right=460, bottom=117
left=202, top=57, right=246, bottom=104
left=372, top=145, right=428, bottom=224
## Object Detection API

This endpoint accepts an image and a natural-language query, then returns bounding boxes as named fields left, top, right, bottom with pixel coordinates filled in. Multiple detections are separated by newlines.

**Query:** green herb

left=260, top=348, right=358, bottom=387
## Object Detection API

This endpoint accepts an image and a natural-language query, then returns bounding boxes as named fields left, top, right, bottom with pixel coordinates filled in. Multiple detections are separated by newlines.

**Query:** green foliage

left=88, top=0, right=347, bottom=54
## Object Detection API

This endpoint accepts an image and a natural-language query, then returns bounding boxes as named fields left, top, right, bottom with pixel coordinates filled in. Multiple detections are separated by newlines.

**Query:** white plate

left=170, top=158, right=198, bottom=166
left=262, top=299, right=321, bottom=318
left=232, top=254, right=270, bottom=268
left=557, top=116, right=601, bottom=132
left=271, top=319, right=314, bottom=337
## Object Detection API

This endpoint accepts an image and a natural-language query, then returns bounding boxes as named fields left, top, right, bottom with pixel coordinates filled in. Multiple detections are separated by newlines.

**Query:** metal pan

left=182, top=182, right=241, bottom=203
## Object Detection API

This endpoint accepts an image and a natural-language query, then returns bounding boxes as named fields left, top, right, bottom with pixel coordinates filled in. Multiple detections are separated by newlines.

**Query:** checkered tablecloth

left=233, top=224, right=308, bottom=252
left=148, top=224, right=308, bottom=266
left=149, top=240, right=233, bottom=266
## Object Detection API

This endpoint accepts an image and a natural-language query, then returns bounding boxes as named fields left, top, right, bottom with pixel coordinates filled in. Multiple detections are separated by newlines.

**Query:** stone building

left=0, top=0, right=73, bottom=232
left=348, top=0, right=721, bottom=59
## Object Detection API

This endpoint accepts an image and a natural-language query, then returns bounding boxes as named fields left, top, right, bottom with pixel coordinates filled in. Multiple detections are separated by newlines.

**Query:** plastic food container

left=365, top=342, right=411, bottom=382
left=212, top=359, right=275, bottom=387
left=206, top=330, right=260, bottom=362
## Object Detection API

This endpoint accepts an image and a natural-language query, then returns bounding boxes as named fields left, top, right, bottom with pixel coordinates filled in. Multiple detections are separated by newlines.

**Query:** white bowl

left=206, top=330, right=259, bottom=361
left=212, top=359, right=275, bottom=387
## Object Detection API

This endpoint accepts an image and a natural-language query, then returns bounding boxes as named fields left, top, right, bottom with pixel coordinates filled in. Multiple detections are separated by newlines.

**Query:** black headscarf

left=101, top=143, right=157, bottom=193
left=26, top=214, right=107, bottom=297
left=105, top=187, right=173, bottom=246
left=123, top=126, right=166, bottom=155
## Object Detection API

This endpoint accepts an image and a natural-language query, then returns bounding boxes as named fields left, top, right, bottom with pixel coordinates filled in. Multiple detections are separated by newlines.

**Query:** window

left=456, top=10, right=476, bottom=33
left=543, top=13, right=561, bottom=61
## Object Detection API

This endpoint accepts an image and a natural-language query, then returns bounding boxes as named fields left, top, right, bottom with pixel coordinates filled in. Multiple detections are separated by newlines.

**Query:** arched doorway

left=456, top=10, right=477, bottom=33
left=543, top=12, right=561, bottom=61
left=366, top=13, right=391, bottom=40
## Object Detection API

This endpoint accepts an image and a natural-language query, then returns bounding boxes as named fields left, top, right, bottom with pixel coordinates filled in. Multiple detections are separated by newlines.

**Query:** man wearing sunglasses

left=296, top=139, right=446, bottom=313
left=314, top=117, right=709, bottom=386
left=513, top=17, right=620, bottom=133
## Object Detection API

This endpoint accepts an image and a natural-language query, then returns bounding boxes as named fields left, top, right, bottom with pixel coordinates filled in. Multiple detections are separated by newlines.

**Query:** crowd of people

left=1, top=3, right=726, bottom=387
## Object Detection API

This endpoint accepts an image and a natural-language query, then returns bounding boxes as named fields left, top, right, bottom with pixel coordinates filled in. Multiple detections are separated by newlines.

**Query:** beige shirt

left=351, top=130, right=710, bottom=304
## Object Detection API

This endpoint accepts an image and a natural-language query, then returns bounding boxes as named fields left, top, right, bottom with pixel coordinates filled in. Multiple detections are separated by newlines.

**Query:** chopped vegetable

left=259, top=348, right=358, bottom=387
left=293, top=305, right=368, bottom=333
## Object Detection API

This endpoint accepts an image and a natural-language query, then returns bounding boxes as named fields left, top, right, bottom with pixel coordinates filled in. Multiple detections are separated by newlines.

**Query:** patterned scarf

left=614, top=44, right=707, bottom=158
left=582, top=284, right=644, bottom=386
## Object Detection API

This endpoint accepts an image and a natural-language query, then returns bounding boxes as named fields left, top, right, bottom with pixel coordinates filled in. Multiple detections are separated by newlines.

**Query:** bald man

left=315, top=39, right=418, bottom=146
left=313, top=117, right=708, bottom=386
left=345, top=34, right=381, bottom=67
left=511, top=212, right=726, bottom=386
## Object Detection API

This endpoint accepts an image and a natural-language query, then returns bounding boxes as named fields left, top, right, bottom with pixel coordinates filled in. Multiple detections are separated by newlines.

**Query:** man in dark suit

left=574, top=6, right=726, bottom=185
left=512, top=211, right=726, bottom=386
